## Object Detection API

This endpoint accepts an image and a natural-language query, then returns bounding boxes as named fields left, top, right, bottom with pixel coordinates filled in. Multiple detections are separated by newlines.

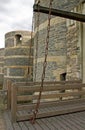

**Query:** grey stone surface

left=33, top=0, right=82, bottom=81
left=66, top=25, right=80, bottom=80
left=4, top=31, right=33, bottom=88
left=5, top=48, right=33, bottom=56
left=4, top=58, right=33, bottom=66
left=0, top=49, right=4, bottom=86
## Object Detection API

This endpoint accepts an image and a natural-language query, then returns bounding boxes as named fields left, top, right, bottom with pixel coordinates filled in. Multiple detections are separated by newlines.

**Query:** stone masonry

left=0, top=48, right=4, bottom=87
left=33, top=0, right=84, bottom=81
left=0, top=0, right=85, bottom=87
left=4, top=30, right=33, bottom=89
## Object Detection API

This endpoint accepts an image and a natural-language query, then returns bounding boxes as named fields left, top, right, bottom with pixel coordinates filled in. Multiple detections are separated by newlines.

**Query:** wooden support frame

left=33, top=4, right=85, bottom=22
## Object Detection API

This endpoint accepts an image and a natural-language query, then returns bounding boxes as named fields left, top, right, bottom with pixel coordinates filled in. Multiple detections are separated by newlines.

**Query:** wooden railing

left=10, top=80, right=85, bottom=122
left=7, top=80, right=12, bottom=109
left=0, top=88, right=7, bottom=112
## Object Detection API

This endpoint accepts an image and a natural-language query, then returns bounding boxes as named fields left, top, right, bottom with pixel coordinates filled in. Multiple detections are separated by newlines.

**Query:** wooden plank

left=77, top=112, right=85, bottom=119
left=4, top=109, right=85, bottom=130
left=34, top=80, right=82, bottom=85
left=7, top=80, right=12, bottom=109
left=13, top=82, right=34, bottom=86
left=16, top=112, right=32, bottom=122
left=18, top=122, right=28, bottom=130
left=14, top=80, right=82, bottom=86
left=47, top=117, right=62, bottom=130
left=76, top=112, right=85, bottom=123
left=25, top=121, right=35, bottom=130
left=17, top=84, right=85, bottom=93
left=37, top=104, right=85, bottom=119
left=55, top=116, right=73, bottom=130
left=30, top=120, right=43, bottom=130
left=4, top=111, right=14, bottom=130
left=13, top=123, right=21, bottom=130
left=31, top=90, right=85, bottom=100
left=5, top=110, right=21, bottom=130
left=41, top=118, right=56, bottom=130
left=17, top=95, right=33, bottom=102
left=33, top=4, right=85, bottom=22
left=36, top=119, right=50, bottom=130
left=69, top=114, right=85, bottom=129
left=11, top=84, right=17, bottom=122
left=17, top=111, right=30, bottom=130
left=52, top=115, right=69, bottom=130
left=17, top=98, right=85, bottom=111
left=62, top=114, right=84, bottom=130
left=16, top=103, right=85, bottom=121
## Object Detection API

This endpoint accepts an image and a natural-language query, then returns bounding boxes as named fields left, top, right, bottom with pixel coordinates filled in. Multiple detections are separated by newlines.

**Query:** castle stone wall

left=33, top=0, right=83, bottom=81
left=66, top=24, right=80, bottom=80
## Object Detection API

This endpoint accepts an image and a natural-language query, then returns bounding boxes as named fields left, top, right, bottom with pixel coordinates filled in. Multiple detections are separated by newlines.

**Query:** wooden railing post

left=7, top=80, right=12, bottom=109
left=11, top=84, right=17, bottom=122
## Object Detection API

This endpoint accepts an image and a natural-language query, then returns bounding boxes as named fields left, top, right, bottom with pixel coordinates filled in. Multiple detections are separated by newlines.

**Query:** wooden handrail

left=13, top=80, right=82, bottom=86
left=11, top=80, right=85, bottom=122
left=17, top=84, right=84, bottom=92
left=7, top=80, right=12, bottom=109
left=11, top=84, right=17, bottom=122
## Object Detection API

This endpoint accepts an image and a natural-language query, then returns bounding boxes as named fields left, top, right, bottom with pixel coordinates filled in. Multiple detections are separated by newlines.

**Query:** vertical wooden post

left=11, top=83, right=17, bottom=122
left=7, top=80, right=12, bottom=109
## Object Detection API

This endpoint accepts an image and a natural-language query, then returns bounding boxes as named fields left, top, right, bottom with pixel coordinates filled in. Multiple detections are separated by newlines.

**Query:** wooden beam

left=33, top=4, right=85, bottom=22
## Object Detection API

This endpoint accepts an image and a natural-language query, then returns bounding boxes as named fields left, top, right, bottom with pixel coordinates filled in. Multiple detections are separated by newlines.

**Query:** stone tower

left=4, top=30, right=33, bottom=88
left=0, top=48, right=4, bottom=87
left=33, top=0, right=84, bottom=82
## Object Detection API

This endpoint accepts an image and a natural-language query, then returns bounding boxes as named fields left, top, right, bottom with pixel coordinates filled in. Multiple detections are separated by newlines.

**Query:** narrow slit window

left=28, top=68, right=30, bottom=75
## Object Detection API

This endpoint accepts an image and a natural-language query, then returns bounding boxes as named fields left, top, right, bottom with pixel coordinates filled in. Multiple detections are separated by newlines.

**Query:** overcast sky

left=0, top=0, right=34, bottom=48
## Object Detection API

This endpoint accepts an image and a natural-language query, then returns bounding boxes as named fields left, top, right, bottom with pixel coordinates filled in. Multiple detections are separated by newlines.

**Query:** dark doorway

left=60, top=72, right=66, bottom=100
left=60, top=73, right=66, bottom=81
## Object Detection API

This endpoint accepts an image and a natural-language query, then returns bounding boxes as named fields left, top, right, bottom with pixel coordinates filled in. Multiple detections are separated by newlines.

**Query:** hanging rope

left=31, top=0, right=53, bottom=124
left=34, top=0, right=40, bottom=82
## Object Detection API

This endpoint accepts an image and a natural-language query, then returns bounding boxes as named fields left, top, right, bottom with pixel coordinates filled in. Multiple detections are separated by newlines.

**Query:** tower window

left=15, top=34, right=22, bottom=46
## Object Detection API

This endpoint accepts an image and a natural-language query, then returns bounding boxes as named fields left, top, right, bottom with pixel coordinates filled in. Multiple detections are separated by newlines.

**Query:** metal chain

left=34, top=0, right=40, bottom=81
left=31, top=0, right=53, bottom=124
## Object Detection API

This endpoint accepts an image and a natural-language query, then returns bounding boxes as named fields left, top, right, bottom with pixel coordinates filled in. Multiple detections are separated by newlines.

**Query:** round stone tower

left=4, top=30, right=33, bottom=88
left=0, top=48, right=4, bottom=88
left=33, top=0, right=83, bottom=81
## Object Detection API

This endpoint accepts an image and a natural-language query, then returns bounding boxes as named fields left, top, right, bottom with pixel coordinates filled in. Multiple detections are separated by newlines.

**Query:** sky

left=0, top=0, right=34, bottom=48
